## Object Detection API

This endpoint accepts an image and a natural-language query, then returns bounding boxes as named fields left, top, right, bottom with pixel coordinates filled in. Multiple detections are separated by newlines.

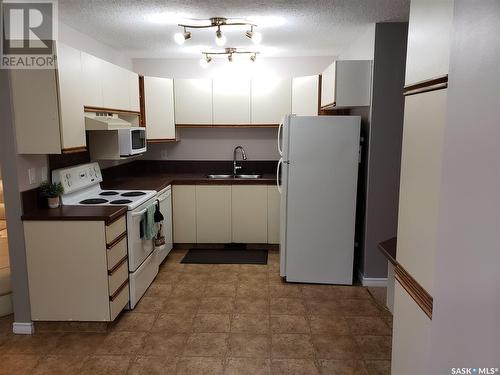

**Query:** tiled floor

left=0, top=249, right=393, bottom=375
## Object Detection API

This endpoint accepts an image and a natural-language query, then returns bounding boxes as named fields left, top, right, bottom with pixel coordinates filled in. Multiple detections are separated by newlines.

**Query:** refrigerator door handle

left=277, top=121, right=284, bottom=156
left=277, top=158, right=283, bottom=194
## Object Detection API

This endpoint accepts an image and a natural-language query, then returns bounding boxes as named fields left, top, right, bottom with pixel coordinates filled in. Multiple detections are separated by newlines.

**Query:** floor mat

left=181, top=245, right=268, bottom=265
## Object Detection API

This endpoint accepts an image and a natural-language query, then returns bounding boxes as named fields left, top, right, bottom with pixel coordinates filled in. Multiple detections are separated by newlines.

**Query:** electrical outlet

left=28, top=168, right=36, bottom=185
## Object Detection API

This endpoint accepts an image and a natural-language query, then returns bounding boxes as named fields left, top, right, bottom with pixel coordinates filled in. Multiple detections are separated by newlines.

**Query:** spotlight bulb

left=174, top=32, right=185, bottom=45
left=251, top=31, right=262, bottom=44
left=228, top=53, right=233, bottom=62
left=215, top=28, right=226, bottom=46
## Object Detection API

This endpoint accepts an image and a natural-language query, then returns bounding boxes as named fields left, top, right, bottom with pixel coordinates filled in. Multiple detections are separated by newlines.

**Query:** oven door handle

left=131, top=207, right=149, bottom=217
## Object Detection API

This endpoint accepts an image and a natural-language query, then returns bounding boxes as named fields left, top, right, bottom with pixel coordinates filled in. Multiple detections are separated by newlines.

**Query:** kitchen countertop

left=101, top=172, right=277, bottom=192
left=22, top=205, right=127, bottom=225
left=378, top=237, right=397, bottom=265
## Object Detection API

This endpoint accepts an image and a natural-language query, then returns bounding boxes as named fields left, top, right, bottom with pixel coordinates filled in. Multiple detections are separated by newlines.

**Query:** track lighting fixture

left=175, top=17, right=261, bottom=47
left=173, top=26, right=191, bottom=45
left=245, top=26, right=262, bottom=44
left=200, top=48, right=259, bottom=64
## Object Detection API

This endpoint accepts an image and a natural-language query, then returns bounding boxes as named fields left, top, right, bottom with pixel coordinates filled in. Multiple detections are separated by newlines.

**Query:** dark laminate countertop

left=101, top=173, right=276, bottom=192
left=378, top=237, right=397, bottom=265
left=22, top=205, right=127, bottom=225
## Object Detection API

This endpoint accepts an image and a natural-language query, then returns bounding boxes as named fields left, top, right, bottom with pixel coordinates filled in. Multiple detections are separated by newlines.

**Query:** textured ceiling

left=58, top=0, right=410, bottom=58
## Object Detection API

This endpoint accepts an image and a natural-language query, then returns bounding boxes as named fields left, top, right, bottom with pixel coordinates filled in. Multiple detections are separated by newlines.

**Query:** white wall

left=133, top=56, right=333, bottom=79
left=429, top=0, right=500, bottom=371
left=145, top=128, right=279, bottom=161
left=338, top=24, right=376, bottom=60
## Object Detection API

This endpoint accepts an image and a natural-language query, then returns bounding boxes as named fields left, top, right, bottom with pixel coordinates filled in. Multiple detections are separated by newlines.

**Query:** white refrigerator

left=277, top=115, right=361, bottom=284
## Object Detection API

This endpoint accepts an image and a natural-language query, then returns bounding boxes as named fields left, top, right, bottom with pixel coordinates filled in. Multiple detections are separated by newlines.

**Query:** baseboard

left=357, top=270, right=388, bottom=287
left=12, top=322, right=34, bottom=335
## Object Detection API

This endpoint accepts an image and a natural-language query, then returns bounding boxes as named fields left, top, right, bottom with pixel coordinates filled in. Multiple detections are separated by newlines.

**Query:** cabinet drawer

left=106, top=216, right=126, bottom=245
left=109, top=282, right=129, bottom=321
left=108, top=258, right=128, bottom=296
left=107, top=235, right=127, bottom=271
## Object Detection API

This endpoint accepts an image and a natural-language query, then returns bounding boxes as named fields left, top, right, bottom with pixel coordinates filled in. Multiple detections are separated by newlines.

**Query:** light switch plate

left=160, top=149, right=168, bottom=159
left=41, top=166, right=48, bottom=182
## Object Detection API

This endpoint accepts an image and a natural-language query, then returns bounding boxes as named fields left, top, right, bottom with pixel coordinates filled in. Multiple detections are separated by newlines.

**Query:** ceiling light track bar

left=178, top=17, right=257, bottom=29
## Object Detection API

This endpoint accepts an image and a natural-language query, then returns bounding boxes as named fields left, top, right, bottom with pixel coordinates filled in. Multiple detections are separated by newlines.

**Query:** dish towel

left=142, top=204, right=156, bottom=240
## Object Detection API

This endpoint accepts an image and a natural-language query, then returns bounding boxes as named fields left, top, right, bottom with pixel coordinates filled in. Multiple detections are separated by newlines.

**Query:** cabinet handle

left=109, top=280, right=129, bottom=302
left=107, top=231, right=127, bottom=249
left=108, top=256, right=128, bottom=275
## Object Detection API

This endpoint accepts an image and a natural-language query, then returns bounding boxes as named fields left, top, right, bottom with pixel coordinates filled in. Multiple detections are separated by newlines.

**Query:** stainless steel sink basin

left=235, top=174, right=262, bottom=179
left=207, top=174, right=233, bottom=179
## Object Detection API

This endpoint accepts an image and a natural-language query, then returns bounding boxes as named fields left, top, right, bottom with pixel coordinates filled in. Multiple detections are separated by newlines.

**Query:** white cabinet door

left=56, top=43, right=86, bottom=151
left=335, top=60, right=372, bottom=107
left=174, top=79, right=212, bottom=125
left=267, top=185, right=280, bottom=244
left=405, top=0, right=454, bottom=86
left=81, top=52, right=104, bottom=107
left=213, top=78, right=251, bottom=125
left=128, top=72, right=140, bottom=112
left=320, top=62, right=336, bottom=108
left=144, top=76, right=175, bottom=140
left=11, top=69, right=62, bottom=154
left=321, top=60, right=372, bottom=108
left=172, top=185, right=197, bottom=243
left=292, top=75, right=319, bottom=116
left=196, top=186, right=232, bottom=243
left=397, top=89, right=447, bottom=295
left=102, top=62, right=130, bottom=110
left=251, top=78, right=292, bottom=124
left=232, top=186, right=268, bottom=243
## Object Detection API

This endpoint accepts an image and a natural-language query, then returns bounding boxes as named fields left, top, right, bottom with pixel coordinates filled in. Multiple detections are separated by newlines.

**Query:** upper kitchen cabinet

left=11, top=42, right=86, bottom=153
left=213, top=78, right=251, bottom=125
left=405, top=0, right=454, bottom=86
left=81, top=53, right=140, bottom=112
left=251, top=78, right=292, bottom=125
left=144, top=76, right=176, bottom=141
left=174, top=79, right=213, bottom=125
left=81, top=52, right=104, bottom=108
left=292, top=75, right=319, bottom=116
left=320, top=60, right=372, bottom=109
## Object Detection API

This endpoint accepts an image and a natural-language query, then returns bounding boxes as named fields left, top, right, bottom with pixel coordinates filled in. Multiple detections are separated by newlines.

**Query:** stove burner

left=99, top=191, right=119, bottom=196
left=121, top=191, right=146, bottom=197
left=80, top=198, right=108, bottom=204
left=110, top=199, right=133, bottom=205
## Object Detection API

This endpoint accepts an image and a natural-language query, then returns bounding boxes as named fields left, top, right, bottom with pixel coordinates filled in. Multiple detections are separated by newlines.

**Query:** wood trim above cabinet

left=147, top=138, right=178, bottom=143
left=84, top=106, right=141, bottom=116
left=62, top=146, right=87, bottom=154
left=404, top=75, right=448, bottom=96
left=139, top=75, right=146, bottom=127
left=395, top=265, right=434, bottom=319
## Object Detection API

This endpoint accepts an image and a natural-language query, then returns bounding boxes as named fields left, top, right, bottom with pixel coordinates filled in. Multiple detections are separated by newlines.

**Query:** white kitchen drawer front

left=106, top=216, right=126, bottom=245
left=109, top=282, right=129, bottom=321
left=108, top=258, right=128, bottom=296
left=107, top=235, right=128, bottom=271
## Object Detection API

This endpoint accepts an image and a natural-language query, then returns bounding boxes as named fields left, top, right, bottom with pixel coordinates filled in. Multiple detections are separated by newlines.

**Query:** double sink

left=207, top=174, right=262, bottom=179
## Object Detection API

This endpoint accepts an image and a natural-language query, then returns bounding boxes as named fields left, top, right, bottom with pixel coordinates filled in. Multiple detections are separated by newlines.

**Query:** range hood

left=85, top=113, right=132, bottom=130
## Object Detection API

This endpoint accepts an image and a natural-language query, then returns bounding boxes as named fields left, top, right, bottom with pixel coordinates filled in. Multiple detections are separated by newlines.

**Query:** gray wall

left=429, top=0, right=500, bottom=370
left=360, top=23, right=408, bottom=279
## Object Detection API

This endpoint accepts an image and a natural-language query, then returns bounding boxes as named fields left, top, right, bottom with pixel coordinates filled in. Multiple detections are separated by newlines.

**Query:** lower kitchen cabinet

left=267, top=185, right=281, bottom=244
left=196, top=186, right=232, bottom=243
left=232, top=185, right=268, bottom=243
left=172, top=185, right=197, bottom=243
left=23, top=217, right=129, bottom=321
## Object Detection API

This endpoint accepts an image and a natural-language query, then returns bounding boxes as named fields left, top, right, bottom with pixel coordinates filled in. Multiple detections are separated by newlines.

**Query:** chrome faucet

left=233, top=146, right=247, bottom=175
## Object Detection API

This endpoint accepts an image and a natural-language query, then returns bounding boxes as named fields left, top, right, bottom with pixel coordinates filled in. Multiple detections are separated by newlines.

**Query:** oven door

left=127, top=199, right=155, bottom=272
left=130, top=128, right=147, bottom=155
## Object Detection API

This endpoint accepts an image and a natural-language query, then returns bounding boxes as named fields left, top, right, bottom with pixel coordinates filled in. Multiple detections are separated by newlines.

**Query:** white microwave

left=118, top=127, right=147, bottom=156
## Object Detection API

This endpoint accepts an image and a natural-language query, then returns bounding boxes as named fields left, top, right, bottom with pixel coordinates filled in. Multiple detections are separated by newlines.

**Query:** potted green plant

left=39, top=181, right=64, bottom=209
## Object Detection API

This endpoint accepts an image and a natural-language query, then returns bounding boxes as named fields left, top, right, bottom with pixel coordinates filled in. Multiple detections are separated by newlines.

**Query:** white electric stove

left=52, top=162, right=159, bottom=309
